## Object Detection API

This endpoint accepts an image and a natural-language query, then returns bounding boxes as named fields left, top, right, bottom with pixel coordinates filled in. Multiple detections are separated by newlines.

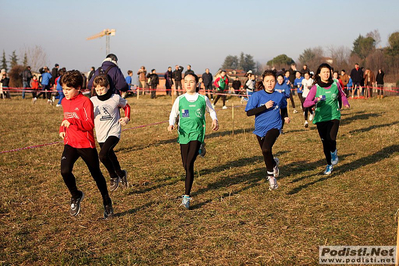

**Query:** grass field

left=1, top=93, right=399, bottom=265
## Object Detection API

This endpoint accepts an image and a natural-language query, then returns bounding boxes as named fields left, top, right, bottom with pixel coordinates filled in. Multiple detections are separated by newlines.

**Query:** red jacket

left=59, top=93, right=95, bottom=148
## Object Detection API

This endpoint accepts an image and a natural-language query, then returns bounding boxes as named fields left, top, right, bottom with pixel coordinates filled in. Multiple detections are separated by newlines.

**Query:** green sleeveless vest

left=313, top=81, right=341, bottom=124
left=178, top=94, right=206, bottom=144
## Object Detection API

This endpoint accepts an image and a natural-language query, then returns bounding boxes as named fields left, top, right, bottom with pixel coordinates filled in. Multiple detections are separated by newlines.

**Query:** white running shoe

left=56, top=104, right=62, bottom=107
left=324, top=165, right=333, bottom=175
left=304, top=121, right=309, bottom=128
left=222, top=106, right=228, bottom=110
left=211, top=104, right=215, bottom=109
left=309, top=114, right=314, bottom=121
left=32, top=97, right=37, bottom=104
left=293, top=109, right=298, bottom=114
left=331, top=149, right=338, bottom=165
left=268, top=176, right=278, bottom=190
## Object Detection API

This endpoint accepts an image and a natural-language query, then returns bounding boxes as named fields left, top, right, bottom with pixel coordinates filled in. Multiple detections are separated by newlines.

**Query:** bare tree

left=328, top=45, right=351, bottom=71
left=366, top=29, right=381, bottom=47
left=23, top=45, right=48, bottom=72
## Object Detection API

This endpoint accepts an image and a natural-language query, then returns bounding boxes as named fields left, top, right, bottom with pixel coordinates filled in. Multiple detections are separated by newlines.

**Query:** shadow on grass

left=115, top=201, right=154, bottom=217
left=347, top=121, right=399, bottom=135
left=127, top=177, right=180, bottom=195
left=341, top=112, right=381, bottom=125
left=287, top=145, right=399, bottom=195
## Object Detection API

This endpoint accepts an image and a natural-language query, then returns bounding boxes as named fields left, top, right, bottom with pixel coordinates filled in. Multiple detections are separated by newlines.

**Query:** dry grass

left=1, top=93, right=399, bottom=265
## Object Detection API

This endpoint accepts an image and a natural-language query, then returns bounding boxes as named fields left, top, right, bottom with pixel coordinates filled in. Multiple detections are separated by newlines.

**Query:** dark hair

left=58, top=68, right=66, bottom=76
left=277, top=73, right=285, bottom=84
left=151, top=69, right=155, bottom=72
left=184, top=73, right=199, bottom=83
left=256, top=70, right=277, bottom=91
left=127, top=70, right=133, bottom=75
left=55, top=63, right=59, bottom=67
left=106, top=53, right=118, bottom=62
left=60, top=70, right=83, bottom=89
left=93, top=75, right=109, bottom=88
left=314, top=63, right=333, bottom=85
left=341, top=69, right=346, bottom=73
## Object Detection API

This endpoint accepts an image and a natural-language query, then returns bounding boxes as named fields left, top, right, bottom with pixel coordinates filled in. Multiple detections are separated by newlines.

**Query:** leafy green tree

left=1, top=50, right=7, bottom=72
left=267, top=54, right=294, bottom=69
left=352, top=35, right=375, bottom=59
left=242, top=54, right=256, bottom=72
left=9, top=50, right=19, bottom=68
left=221, top=55, right=239, bottom=69
left=386, top=31, right=399, bottom=57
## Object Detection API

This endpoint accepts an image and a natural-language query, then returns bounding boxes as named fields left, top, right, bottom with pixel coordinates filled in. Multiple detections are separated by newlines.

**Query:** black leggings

left=289, top=89, right=296, bottom=108
left=180, top=140, right=201, bottom=195
left=60, top=145, right=110, bottom=204
left=299, top=94, right=313, bottom=120
left=316, top=120, right=340, bottom=165
left=213, top=94, right=226, bottom=106
left=99, top=136, right=124, bottom=179
left=257, top=129, right=280, bottom=175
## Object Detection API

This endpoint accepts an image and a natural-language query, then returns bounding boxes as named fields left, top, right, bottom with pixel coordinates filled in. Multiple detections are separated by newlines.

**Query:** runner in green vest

left=168, top=73, right=219, bottom=209
left=213, top=70, right=229, bottom=109
left=303, top=63, right=350, bottom=175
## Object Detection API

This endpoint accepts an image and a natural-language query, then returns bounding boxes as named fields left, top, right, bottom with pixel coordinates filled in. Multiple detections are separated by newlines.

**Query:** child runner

left=303, top=63, right=350, bottom=175
left=294, top=71, right=304, bottom=110
left=245, top=70, right=290, bottom=190
left=213, top=70, right=229, bottom=109
left=285, top=70, right=297, bottom=113
left=91, top=75, right=131, bottom=191
left=301, top=72, right=314, bottom=128
left=168, top=73, right=219, bottom=209
left=275, top=74, right=291, bottom=133
left=59, top=70, right=114, bottom=218
left=31, top=75, right=39, bottom=103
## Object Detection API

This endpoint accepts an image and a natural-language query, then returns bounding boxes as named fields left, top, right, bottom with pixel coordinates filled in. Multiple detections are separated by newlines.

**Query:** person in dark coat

left=147, top=69, right=159, bottom=99
left=164, top=66, right=173, bottom=96
left=350, top=63, right=364, bottom=98
left=202, top=68, right=213, bottom=99
left=172, top=65, right=184, bottom=96
left=87, top=54, right=128, bottom=95
left=376, top=68, right=385, bottom=99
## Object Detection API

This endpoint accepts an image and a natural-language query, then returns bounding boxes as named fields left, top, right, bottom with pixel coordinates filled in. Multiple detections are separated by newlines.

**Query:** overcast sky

left=1, top=0, right=398, bottom=81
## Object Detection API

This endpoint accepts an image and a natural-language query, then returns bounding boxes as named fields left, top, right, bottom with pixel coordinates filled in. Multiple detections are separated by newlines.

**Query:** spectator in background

left=21, top=66, right=32, bottom=99
left=300, top=64, right=309, bottom=76
left=350, top=63, right=363, bottom=98
left=51, top=63, right=60, bottom=87
left=232, top=76, right=241, bottom=95
left=137, top=66, right=147, bottom=92
left=340, top=70, right=349, bottom=96
left=184, top=65, right=195, bottom=76
left=333, top=71, right=344, bottom=88
left=147, top=69, right=159, bottom=99
left=88, top=66, right=96, bottom=86
left=1, top=69, right=11, bottom=99
left=173, top=65, right=184, bottom=96
left=202, top=68, right=213, bottom=99
left=376, top=68, right=385, bottom=99
left=124, top=70, right=133, bottom=98
left=363, top=68, right=375, bottom=98
left=88, top=54, right=128, bottom=96
left=164, top=66, right=173, bottom=96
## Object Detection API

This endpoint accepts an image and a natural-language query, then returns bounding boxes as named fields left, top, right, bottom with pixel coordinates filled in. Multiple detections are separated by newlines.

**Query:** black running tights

left=257, top=129, right=280, bottom=174
left=60, top=145, right=111, bottom=204
left=99, top=136, right=124, bottom=179
left=316, top=120, right=340, bottom=165
left=180, top=140, right=201, bottom=195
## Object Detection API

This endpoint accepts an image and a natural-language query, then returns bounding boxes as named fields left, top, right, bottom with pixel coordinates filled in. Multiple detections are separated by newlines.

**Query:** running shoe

left=211, top=104, right=215, bottom=109
left=198, top=142, right=206, bottom=157
left=331, top=149, right=338, bottom=165
left=180, top=195, right=191, bottom=209
left=103, top=202, right=114, bottom=219
left=110, top=177, right=120, bottom=191
left=70, top=191, right=84, bottom=216
left=119, top=170, right=129, bottom=188
left=273, top=157, right=280, bottom=178
left=56, top=104, right=62, bottom=107
left=32, top=97, right=37, bottom=104
left=304, top=121, right=309, bottom=128
left=293, top=109, right=298, bottom=114
left=309, top=114, right=314, bottom=121
left=222, top=106, right=228, bottom=110
left=268, top=176, right=278, bottom=190
left=324, top=165, right=333, bottom=175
